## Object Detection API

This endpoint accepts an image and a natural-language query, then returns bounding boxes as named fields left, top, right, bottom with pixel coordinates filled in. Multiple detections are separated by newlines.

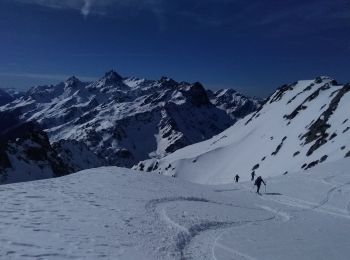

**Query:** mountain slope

left=0, top=88, right=23, bottom=106
left=134, top=77, right=350, bottom=184
left=0, top=111, right=69, bottom=184
left=207, top=88, right=261, bottom=121
left=1, top=71, right=258, bottom=167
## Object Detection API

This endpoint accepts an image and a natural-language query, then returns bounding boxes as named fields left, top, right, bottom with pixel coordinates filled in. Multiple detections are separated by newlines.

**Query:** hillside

left=135, top=77, right=350, bottom=184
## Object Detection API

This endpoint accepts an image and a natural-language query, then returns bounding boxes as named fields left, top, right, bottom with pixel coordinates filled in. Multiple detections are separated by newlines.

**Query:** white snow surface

left=0, top=159, right=349, bottom=259
left=135, top=77, right=350, bottom=184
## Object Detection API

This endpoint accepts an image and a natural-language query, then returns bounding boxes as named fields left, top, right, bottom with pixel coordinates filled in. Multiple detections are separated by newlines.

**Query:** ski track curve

left=257, top=182, right=350, bottom=219
left=145, top=197, right=275, bottom=260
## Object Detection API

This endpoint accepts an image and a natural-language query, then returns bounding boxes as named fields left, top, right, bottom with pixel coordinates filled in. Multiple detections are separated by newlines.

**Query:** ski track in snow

left=254, top=179, right=350, bottom=220
left=213, top=188, right=241, bottom=193
left=145, top=196, right=276, bottom=259
left=212, top=238, right=257, bottom=260
left=258, top=205, right=290, bottom=222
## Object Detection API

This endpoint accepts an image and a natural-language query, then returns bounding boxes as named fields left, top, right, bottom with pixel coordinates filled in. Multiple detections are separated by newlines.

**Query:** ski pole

left=265, top=184, right=266, bottom=193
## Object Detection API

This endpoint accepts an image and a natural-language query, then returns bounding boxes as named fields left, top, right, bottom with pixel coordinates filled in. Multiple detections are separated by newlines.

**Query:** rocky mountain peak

left=183, top=82, right=210, bottom=107
left=65, top=76, right=81, bottom=85
left=103, top=70, right=123, bottom=83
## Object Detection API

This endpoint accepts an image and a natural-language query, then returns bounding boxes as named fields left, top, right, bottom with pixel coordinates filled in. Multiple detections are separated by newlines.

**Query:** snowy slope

left=135, top=77, right=350, bottom=184
left=1, top=71, right=257, bottom=168
left=0, top=159, right=349, bottom=259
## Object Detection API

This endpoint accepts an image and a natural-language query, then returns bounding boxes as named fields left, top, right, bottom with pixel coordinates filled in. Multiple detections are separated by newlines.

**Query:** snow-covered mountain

left=135, top=76, right=350, bottom=184
left=207, top=88, right=262, bottom=121
left=1, top=71, right=258, bottom=168
left=0, top=111, right=68, bottom=184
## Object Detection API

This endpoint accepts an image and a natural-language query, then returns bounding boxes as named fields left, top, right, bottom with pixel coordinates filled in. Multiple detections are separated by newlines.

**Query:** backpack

left=254, top=177, right=260, bottom=186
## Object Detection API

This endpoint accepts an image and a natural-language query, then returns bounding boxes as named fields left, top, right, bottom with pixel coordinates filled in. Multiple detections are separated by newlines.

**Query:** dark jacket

left=254, top=176, right=265, bottom=186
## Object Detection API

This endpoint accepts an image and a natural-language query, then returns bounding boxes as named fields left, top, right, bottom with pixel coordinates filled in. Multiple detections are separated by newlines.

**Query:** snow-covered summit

left=135, top=77, right=350, bottom=184
left=1, top=71, right=258, bottom=169
left=208, top=88, right=262, bottom=120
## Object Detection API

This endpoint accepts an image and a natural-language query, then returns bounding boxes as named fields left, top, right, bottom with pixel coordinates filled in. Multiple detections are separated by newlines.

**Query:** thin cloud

left=13, top=0, right=165, bottom=17
left=81, top=0, right=93, bottom=16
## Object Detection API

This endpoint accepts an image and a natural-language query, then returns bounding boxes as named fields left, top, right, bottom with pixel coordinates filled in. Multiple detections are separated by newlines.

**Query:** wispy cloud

left=14, top=0, right=107, bottom=17
left=13, top=0, right=166, bottom=17
left=81, top=0, right=93, bottom=16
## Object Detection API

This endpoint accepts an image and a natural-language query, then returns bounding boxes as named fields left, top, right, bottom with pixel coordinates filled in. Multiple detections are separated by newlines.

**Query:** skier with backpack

left=254, top=176, right=266, bottom=194
left=234, top=174, right=240, bottom=183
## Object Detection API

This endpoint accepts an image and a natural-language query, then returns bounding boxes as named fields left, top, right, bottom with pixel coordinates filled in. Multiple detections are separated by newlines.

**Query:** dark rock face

left=52, top=140, right=107, bottom=172
left=0, top=111, right=69, bottom=183
left=0, top=89, right=14, bottom=106
left=184, top=82, right=210, bottom=107
left=0, top=88, right=23, bottom=106
left=269, top=83, right=295, bottom=104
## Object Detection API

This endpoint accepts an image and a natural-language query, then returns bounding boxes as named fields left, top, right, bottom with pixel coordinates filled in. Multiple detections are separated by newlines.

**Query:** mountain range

left=0, top=71, right=260, bottom=182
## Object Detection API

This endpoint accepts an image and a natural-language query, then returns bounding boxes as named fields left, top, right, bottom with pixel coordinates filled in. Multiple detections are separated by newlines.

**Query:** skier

left=234, top=174, right=240, bottom=183
left=254, top=176, right=266, bottom=194
left=251, top=171, right=256, bottom=181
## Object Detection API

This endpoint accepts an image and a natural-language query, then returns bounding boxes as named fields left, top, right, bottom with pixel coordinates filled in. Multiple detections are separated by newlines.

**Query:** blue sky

left=0, top=0, right=349, bottom=97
